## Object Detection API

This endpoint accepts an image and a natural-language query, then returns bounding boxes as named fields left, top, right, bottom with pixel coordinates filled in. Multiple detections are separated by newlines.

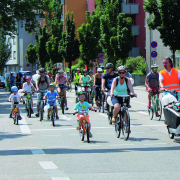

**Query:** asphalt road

left=0, top=86, right=180, bottom=180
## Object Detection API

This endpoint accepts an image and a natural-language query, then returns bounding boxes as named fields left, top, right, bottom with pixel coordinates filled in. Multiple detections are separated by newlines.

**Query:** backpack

left=37, top=75, right=48, bottom=86
left=116, top=76, right=130, bottom=93
left=149, top=71, right=159, bottom=81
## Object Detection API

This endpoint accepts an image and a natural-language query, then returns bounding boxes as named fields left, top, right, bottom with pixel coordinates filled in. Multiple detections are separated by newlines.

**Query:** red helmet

left=76, top=68, right=80, bottom=71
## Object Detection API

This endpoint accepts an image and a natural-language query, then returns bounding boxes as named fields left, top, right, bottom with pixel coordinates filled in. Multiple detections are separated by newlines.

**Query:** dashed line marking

left=51, top=177, right=70, bottom=180
left=39, top=161, right=58, bottom=169
left=143, top=143, right=167, bottom=146
left=19, top=115, right=31, bottom=134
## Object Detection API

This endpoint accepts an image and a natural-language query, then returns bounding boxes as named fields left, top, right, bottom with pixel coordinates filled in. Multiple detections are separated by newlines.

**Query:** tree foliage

left=144, top=0, right=180, bottom=66
left=0, top=29, right=11, bottom=74
left=0, top=0, right=52, bottom=35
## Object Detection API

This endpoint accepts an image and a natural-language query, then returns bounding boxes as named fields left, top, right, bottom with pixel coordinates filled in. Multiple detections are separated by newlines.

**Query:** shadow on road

left=0, top=132, right=29, bottom=142
left=129, top=137, right=159, bottom=142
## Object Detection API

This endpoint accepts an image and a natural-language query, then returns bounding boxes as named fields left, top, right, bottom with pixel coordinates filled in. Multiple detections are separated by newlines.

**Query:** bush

left=125, top=56, right=146, bottom=75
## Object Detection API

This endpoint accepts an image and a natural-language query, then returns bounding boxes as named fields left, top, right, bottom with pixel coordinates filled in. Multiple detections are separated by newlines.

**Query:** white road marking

left=47, top=146, right=70, bottom=148
left=68, top=100, right=73, bottom=102
left=97, top=133, right=115, bottom=135
left=52, top=177, right=70, bottom=180
left=110, top=144, right=134, bottom=146
left=39, top=161, right=58, bottom=169
left=99, top=113, right=108, bottom=117
left=19, top=115, right=31, bottom=134
left=131, top=100, right=147, bottom=105
left=31, top=149, right=45, bottom=155
left=59, top=115, right=71, bottom=121
left=138, top=111, right=149, bottom=115
left=143, top=143, right=167, bottom=146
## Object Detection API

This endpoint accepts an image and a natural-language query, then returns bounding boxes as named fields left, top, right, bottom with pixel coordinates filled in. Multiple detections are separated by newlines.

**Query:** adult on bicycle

left=79, top=69, right=91, bottom=102
left=89, top=70, right=94, bottom=101
left=145, top=64, right=159, bottom=108
left=110, top=66, right=137, bottom=123
left=94, top=68, right=103, bottom=109
left=74, top=68, right=81, bottom=95
left=9, top=72, right=16, bottom=91
left=101, top=63, right=119, bottom=110
left=55, top=69, right=69, bottom=110
left=16, top=73, right=22, bottom=90
left=35, top=68, right=50, bottom=117
left=160, top=57, right=180, bottom=100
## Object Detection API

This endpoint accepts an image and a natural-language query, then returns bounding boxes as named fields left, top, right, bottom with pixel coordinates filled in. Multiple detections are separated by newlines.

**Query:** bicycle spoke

left=122, top=110, right=130, bottom=141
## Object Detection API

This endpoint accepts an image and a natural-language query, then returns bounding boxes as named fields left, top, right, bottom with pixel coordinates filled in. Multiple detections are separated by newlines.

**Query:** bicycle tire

left=115, top=114, right=121, bottom=138
left=155, top=99, right=162, bottom=121
left=16, top=114, right=18, bottom=125
left=148, top=107, right=153, bottom=120
left=61, top=97, right=64, bottom=114
left=86, top=123, right=90, bottom=143
left=122, top=110, right=130, bottom=141
left=80, top=128, right=84, bottom=141
left=98, top=101, right=101, bottom=112
left=28, top=100, right=31, bottom=118
left=102, top=95, right=105, bottom=113
left=40, top=101, right=44, bottom=121
left=167, top=126, right=174, bottom=139
left=51, top=108, right=55, bottom=127
left=108, top=107, right=113, bottom=125
left=13, top=116, right=16, bottom=124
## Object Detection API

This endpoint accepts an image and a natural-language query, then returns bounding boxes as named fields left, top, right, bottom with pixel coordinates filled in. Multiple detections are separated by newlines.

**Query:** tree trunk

left=172, top=50, right=176, bottom=67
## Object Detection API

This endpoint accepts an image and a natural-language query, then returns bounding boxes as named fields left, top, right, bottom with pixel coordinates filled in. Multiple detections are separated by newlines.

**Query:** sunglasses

left=119, top=72, right=125, bottom=74
left=153, top=68, right=158, bottom=70
left=106, top=68, right=110, bottom=70
left=40, top=72, right=44, bottom=73
left=79, top=96, right=85, bottom=99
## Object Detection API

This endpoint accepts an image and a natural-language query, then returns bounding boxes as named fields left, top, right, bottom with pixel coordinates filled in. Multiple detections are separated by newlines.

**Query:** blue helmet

left=11, top=86, right=18, bottom=91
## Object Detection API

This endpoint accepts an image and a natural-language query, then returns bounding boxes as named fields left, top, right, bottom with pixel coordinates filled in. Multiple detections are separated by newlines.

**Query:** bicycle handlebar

left=114, top=94, right=134, bottom=98
left=73, top=109, right=97, bottom=115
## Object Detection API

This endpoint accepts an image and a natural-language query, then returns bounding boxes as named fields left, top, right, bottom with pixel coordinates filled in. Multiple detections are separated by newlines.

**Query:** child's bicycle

left=8, top=101, right=20, bottom=125
left=23, top=91, right=32, bottom=118
left=73, top=109, right=96, bottom=143
left=148, top=90, right=162, bottom=121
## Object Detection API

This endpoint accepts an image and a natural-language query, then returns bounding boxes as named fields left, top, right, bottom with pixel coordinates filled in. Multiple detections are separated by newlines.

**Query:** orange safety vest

left=160, top=68, right=180, bottom=91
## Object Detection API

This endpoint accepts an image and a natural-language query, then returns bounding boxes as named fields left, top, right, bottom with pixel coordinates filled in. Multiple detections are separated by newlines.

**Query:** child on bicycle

left=43, top=83, right=59, bottom=120
left=74, top=91, right=95, bottom=137
left=9, top=86, right=23, bottom=120
left=22, top=77, right=36, bottom=114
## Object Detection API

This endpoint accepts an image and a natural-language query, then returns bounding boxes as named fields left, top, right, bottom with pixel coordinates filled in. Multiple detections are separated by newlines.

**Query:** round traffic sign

left=26, top=63, right=30, bottom=67
left=151, top=41, right=158, bottom=48
left=98, top=53, right=103, bottom=59
left=151, top=51, right=158, bottom=58
left=99, top=59, right=103, bottom=63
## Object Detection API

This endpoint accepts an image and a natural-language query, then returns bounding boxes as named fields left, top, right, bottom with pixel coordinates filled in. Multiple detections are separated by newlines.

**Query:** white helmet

left=117, top=66, right=127, bottom=72
left=151, top=64, right=158, bottom=68
left=162, top=94, right=177, bottom=106
left=107, top=96, right=113, bottom=106
left=97, top=68, right=103, bottom=72
left=129, top=78, right=134, bottom=85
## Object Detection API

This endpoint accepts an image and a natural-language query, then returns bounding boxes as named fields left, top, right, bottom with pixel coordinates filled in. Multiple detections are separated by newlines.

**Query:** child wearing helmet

left=9, top=86, right=23, bottom=119
left=74, top=91, right=95, bottom=137
left=43, top=83, right=59, bottom=120
left=22, top=77, right=36, bottom=114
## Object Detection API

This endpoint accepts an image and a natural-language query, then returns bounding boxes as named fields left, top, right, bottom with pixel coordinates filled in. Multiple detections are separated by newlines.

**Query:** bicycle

left=115, top=94, right=134, bottom=141
left=8, top=101, right=19, bottom=125
left=102, top=89, right=108, bottom=113
left=95, top=86, right=102, bottom=112
left=58, top=91, right=65, bottom=114
left=23, top=91, right=32, bottom=118
left=148, top=90, right=162, bottom=121
left=73, top=109, right=96, bottom=143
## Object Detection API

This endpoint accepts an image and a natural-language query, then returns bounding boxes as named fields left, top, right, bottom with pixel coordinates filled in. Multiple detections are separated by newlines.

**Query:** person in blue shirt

left=74, top=91, right=95, bottom=137
left=8, top=72, right=16, bottom=91
left=43, top=83, right=59, bottom=120
left=125, top=67, right=132, bottom=78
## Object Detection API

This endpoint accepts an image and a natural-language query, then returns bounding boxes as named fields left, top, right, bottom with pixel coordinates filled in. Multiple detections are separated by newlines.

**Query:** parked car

left=0, top=76, right=6, bottom=88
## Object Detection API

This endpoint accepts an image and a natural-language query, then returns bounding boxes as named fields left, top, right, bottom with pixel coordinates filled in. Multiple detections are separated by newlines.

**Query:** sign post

left=151, top=41, right=158, bottom=63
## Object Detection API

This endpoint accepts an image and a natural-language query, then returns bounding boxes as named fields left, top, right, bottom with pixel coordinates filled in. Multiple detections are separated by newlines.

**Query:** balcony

left=129, top=47, right=140, bottom=57
left=132, top=25, right=140, bottom=36
left=121, top=3, right=139, bottom=14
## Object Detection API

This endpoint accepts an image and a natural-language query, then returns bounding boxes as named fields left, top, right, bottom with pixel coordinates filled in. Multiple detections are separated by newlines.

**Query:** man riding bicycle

left=110, top=66, right=137, bottom=123
left=101, top=63, right=119, bottom=110
left=145, top=64, right=159, bottom=108
left=160, top=57, right=180, bottom=100
left=89, top=70, right=94, bottom=101
left=74, top=68, right=81, bottom=95
left=9, top=72, right=16, bottom=91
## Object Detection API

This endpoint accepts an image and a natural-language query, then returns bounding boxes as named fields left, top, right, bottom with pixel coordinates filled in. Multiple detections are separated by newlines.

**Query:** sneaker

left=128, top=105, right=131, bottom=108
left=112, top=116, right=116, bottom=123
left=89, top=132, right=93, bottom=138
left=56, top=115, right=59, bottom=120
left=18, top=115, right=22, bottom=120
left=47, top=115, right=50, bottom=120
left=9, top=113, right=12, bottom=118
left=105, top=105, right=108, bottom=110
left=156, top=112, right=160, bottom=117
left=147, top=102, right=151, bottom=108
left=23, top=100, right=25, bottom=105
left=35, top=113, right=39, bottom=117
left=65, top=106, right=69, bottom=110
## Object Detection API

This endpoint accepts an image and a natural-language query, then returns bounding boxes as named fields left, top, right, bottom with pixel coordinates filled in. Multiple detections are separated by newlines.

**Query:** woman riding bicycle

left=110, top=66, right=137, bottom=123
left=94, top=68, right=103, bottom=109
left=55, top=70, right=69, bottom=110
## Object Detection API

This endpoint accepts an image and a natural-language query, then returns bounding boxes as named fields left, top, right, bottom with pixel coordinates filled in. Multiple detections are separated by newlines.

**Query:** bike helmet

left=39, top=68, right=45, bottom=73
left=11, top=86, right=18, bottom=92
left=58, top=69, right=64, bottom=73
left=106, top=63, right=114, bottom=68
left=83, top=69, right=87, bottom=73
left=89, top=70, right=93, bottom=74
left=49, top=83, right=56, bottom=88
left=151, top=64, right=158, bottom=68
left=97, top=68, right=103, bottom=72
left=76, top=68, right=80, bottom=71
left=100, top=65, right=105, bottom=70
left=67, top=71, right=69, bottom=73
left=117, top=66, right=127, bottom=72
left=77, top=90, right=86, bottom=96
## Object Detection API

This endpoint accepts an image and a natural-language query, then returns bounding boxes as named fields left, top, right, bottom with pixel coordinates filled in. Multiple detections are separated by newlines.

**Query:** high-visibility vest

left=160, top=68, right=180, bottom=91
left=74, top=73, right=81, bottom=83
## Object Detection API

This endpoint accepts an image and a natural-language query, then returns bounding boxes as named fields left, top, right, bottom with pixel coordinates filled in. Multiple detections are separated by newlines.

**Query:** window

left=13, top=51, right=16, bottom=60
left=10, top=53, right=12, bottom=60
left=13, top=37, right=16, bottom=45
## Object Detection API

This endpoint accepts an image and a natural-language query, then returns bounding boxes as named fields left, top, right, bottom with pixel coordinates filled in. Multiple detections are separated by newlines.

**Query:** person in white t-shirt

left=22, top=77, right=36, bottom=114
left=9, top=86, right=23, bottom=119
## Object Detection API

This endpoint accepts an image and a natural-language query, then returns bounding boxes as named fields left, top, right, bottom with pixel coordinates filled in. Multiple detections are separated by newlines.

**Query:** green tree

left=0, top=29, right=11, bottom=74
left=0, top=0, right=52, bottom=35
left=144, top=0, right=180, bottom=66
left=62, top=11, right=80, bottom=72
left=25, top=43, right=38, bottom=70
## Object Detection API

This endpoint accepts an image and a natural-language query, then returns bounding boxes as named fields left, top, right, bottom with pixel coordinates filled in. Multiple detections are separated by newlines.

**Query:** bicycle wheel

left=115, top=114, right=121, bottom=138
left=40, top=101, right=44, bottom=121
left=61, top=97, right=64, bottom=114
left=148, top=107, right=153, bottom=120
left=16, top=114, right=18, bottom=125
left=86, top=123, right=90, bottom=143
left=155, top=99, right=162, bottom=121
left=102, top=95, right=105, bottom=113
left=79, top=128, right=84, bottom=141
left=122, top=110, right=130, bottom=141
left=167, top=126, right=174, bottom=139
left=28, top=100, right=31, bottom=118
left=51, top=108, right=55, bottom=127
left=108, top=107, right=113, bottom=125
left=98, top=100, right=101, bottom=112
left=13, top=116, right=16, bottom=124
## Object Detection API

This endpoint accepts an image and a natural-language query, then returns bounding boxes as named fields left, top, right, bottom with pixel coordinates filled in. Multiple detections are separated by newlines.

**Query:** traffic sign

left=56, top=63, right=62, bottom=69
left=99, top=59, right=103, bottom=63
left=98, top=53, right=103, bottom=59
left=151, top=41, right=158, bottom=48
left=26, top=63, right=30, bottom=67
left=151, top=51, right=158, bottom=58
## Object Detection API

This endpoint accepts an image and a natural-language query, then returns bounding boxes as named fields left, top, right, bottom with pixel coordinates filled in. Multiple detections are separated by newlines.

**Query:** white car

left=0, top=76, right=6, bottom=88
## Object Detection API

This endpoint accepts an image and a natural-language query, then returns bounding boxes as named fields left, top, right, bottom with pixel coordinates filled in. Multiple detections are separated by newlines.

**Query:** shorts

left=11, top=103, right=19, bottom=108
left=37, top=92, right=45, bottom=106
left=77, top=114, right=90, bottom=124
left=94, top=87, right=101, bottom=100
left=75, top=83, right=79, bottom=91
left=47, top=101, right=57, bottom=109
left=57, top=84, right=66, bottom=90
left=146, top=87, right=159, bottom=96
left=111, top=96, right=129, bottom=106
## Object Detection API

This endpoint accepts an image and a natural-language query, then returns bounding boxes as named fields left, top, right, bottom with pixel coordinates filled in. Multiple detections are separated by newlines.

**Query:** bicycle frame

left=150, top=91, right=159, bottom=113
